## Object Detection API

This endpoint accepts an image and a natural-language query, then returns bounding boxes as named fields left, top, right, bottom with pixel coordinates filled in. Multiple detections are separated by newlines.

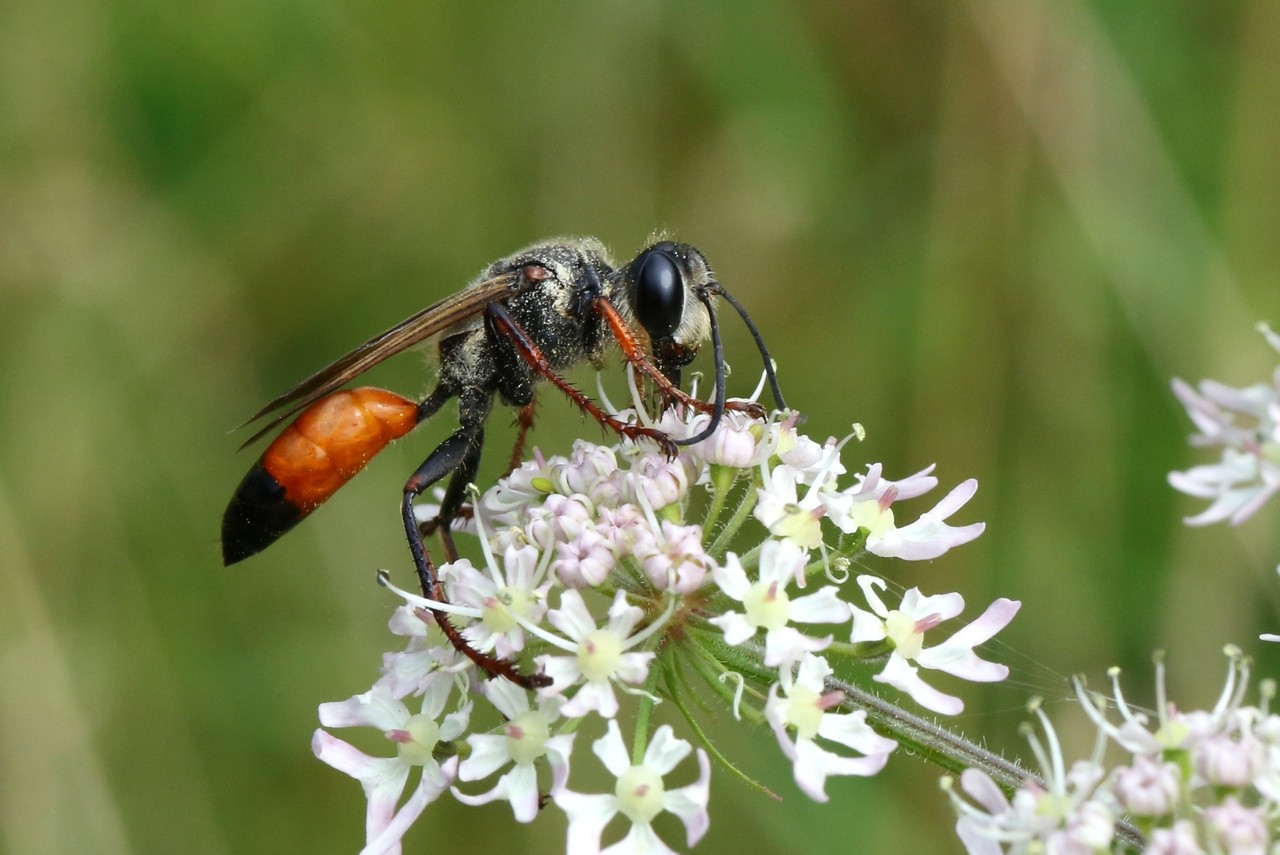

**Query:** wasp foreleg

left=484, top=302, right=679, bottom=458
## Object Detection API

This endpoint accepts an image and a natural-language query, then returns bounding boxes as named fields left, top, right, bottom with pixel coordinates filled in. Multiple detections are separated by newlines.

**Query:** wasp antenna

left=675, top=290, right=726, bottom=446
left=708, top=284, right=787, bottom=411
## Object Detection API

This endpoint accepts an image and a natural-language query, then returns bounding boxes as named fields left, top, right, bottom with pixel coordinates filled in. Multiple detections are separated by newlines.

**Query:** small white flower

left=633, top=520, right=716, bottom=593
left=1145, top=820, right=1205, bottom=855
left=1074, top=652, right=1249, bottom=758
left=828, top=473, right=985, bottom=561
left=1111, top=754, right=1180, bottom=817
left=453, top=680, right=575, bottom=823
left=525, top=493, right=595, bottom=550
left=1169, top=327, right=1280, bottom=527
left=619, top=454, right=696, bottom=511
left=551, top=528, right=618, bottom=588
left=1203, top=797, right=1268, bottom=855
left=684, top=409, right=768, bottom=468
left=947, top=704, right=1113, bottom=855
left=554, top=721, right=710, bottom=855
left=850, top=575, right=1019, bottom=715
left=535, top=590, right=663, bottom=719
left=445, top=547, right=550, bottom=659
left=765, top=654, right=897, bottom=801
left=313, top=678, right=469, bottom=854
left=754, top=464, right=828, bottom=549
left=377, top=606, right=466, bottom=699
left=710, top=540, right=849, bottom=667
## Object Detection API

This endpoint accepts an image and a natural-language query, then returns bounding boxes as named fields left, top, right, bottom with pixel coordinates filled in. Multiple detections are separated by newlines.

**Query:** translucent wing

left=239, top=269, right=525, bottom=445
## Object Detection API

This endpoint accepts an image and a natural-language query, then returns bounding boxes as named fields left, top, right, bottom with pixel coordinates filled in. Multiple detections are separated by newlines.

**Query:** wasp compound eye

left=633, top=249, right=684, bottom=340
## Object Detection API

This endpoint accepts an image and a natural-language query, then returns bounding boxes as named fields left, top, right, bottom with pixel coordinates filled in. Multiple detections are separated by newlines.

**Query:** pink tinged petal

left=458, top=734, right=510, bottom=781
left=940, top=597, right=1017, bottom=644
left=452, top=774, right=512, bottom=813
left=817, top=711, right=898, bottom=758
left=855, top=575, right=891, bottom=617
left=312, top=730, right=384, bottom=780
left=319, top=689, right=410, bottom=730
left=548, top=590, right=597, bottom=640
left=870, top=520, right=985, bottom=561
left=556, top=790, right=619, bottom=855
left=763, top=626, right=831, bottom=667
left=545, top=733, right=578, bottom=794
left=562, top=679, right=620, bottom=719
left=439, top=706, right=472, bottom=742
left=794, top=651, right=833, bottom=690
left=605, top=824, right=679, bottom=855
left=1179, top=488, right=1260, bottom=526
left=756, top=539, right=809, bottom=587
left=536, top=654, right=584, bottom=696
left=605, top=591, right=646, bottom=637
left=958, top=768, right=1010, bottom=814
left=791, top=735, right=889, bottom=802
left=789, top=587, right=853, bottom=624
left=361, top=761, right=453, bottom=855
left=886, top=465, right=939, bottom=500
left=483, top=678, right=531, bottom=721
left=875, top=655, right=964, bottom=715
left=1231, top=477, right=1280, bottom=525
left=709, top=611, right=757, bottom=645
left=849, top=605, right=888, bottom=643
left=919, top=599, right=1020, bottom=680
left=643, top=725, right=693, bottom=775
left=917, top=647, right=1009, bottom=683
left=663, top=750, right=712, bottom=846
left=459, top=763, right=541, bottom=823
left=387, top=606, right=429, bottom=637
left=955, top=818, right=1006, bottom=855
left=614, top=651, right=657, bottom=684
left=711, top=555, right=751, bottom=600
left=929, top=478, right=978, bottom=519
left=901, top=589, right=965, bottom=622
left=592, top=720, right=633, bottom=776
left=313, top=731, right=413, bottom=850
left=769, top=713, right=799, bottom=761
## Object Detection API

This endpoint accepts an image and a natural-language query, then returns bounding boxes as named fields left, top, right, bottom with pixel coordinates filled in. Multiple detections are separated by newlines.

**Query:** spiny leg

left=506, top=396, right=537, bottom=476
left=401, top=387, right=547, bottom=688
left=485, top=302, right=678, bottom=458
left=591, top=295, right=764, bottom=422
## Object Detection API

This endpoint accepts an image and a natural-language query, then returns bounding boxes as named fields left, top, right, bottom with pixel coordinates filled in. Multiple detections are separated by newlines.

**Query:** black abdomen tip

left=222, top=462, right=303, bottom=565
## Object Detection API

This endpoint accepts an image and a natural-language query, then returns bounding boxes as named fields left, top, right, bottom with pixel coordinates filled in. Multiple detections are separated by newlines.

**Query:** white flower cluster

left=312, top=403, right=1014, bottom=854
left=948, top=651, right=1280, bottom=855
left=1169, top=323, right=1280, bottom=527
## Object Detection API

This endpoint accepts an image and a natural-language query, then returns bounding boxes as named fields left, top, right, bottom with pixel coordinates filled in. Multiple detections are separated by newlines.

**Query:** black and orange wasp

left=222, top=237, right=786, bottom=686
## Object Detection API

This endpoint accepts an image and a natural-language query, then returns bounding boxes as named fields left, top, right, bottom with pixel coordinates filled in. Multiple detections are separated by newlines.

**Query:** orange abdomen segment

left=264, top=388, right=419, bottom=512
left=221, top=387, right=419, bottom=565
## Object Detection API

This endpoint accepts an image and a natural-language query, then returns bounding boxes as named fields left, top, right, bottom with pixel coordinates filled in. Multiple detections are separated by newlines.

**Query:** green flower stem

left=702, top=464, right=739, bottom=534
left=688, top=635, right=1148, bottom=848
left=706, top=475, right=761, bottom=558
left=664, top=660, right=781, bottom=801
left=631, top=647, right=665, bottom=765
left=678, top=634, right=768, bottom=727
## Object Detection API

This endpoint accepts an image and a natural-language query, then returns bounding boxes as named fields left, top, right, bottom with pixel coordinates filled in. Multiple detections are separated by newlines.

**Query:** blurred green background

left=4, top=1, right=1280, bottom=852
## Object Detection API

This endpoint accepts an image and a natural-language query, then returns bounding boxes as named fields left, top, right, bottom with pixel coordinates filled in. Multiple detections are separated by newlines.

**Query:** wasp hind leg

left=401, top=388, right=549, bottom=689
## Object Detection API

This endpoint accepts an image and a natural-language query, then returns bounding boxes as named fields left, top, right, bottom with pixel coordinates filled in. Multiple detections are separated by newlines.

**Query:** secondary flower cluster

left=946, top=650, right=1280, bottom=854
left=312, top=401, right=1015, bottom=854
left=1169, top=322, right=1280, bottom=527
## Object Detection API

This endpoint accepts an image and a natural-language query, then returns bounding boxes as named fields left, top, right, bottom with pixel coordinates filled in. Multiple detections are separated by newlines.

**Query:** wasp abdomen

left=222, top=388, right=419, bottom=565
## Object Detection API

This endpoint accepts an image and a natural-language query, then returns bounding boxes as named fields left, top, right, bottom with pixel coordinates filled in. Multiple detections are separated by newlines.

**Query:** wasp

left=222, top=237, right=786, bottom=686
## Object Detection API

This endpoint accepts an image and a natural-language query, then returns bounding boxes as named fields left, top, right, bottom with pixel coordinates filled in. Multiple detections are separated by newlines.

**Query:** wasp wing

left=239, top=269, right=524, bottom=446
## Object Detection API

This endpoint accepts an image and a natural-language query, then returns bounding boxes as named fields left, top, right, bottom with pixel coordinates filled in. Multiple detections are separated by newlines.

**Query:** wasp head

left=612, top=241, right=715, bottom=385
